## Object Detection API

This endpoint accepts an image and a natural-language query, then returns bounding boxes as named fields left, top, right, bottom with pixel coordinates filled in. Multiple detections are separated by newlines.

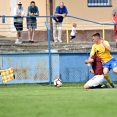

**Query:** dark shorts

left=70, top=36, right=76, bottom=40
left=27, top=19, right=37, bottom=29
left=14, top=22, right=23, bottom=31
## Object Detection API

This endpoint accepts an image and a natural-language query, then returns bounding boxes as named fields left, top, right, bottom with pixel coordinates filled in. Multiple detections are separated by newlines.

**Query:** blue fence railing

left=44, top=21, right=52, bottom=84
left=0, top=15, right=115, bottom=25
left=0, top=52, right=117, bottom=84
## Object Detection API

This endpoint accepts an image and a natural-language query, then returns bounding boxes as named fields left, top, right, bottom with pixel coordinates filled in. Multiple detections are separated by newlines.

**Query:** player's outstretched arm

left=85, top=58, right=94, bottom=64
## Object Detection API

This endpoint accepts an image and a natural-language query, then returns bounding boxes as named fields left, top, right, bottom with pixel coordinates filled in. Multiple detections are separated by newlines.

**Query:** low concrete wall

left=22, top=31, right=48, bottom=41
left=22, top=29, right=115, bottom=42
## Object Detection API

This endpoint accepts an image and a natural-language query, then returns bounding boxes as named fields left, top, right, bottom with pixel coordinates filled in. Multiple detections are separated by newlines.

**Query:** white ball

left=54, top=78, right=62, bottom=87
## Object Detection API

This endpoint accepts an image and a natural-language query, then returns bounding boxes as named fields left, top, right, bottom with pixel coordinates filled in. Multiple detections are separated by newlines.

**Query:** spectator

left=52, top=2, right=68, bottom=43
left=112, top=7, right=117, bottom=47
left=27, top=1, right=39, bottom=43
left=13, top=1, right=24, bottom=44
left=70, top=23, right=77, bottom=42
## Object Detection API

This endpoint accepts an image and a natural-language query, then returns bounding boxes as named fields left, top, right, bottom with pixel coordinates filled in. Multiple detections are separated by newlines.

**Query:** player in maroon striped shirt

left=84, top=55, right=110, bottom=89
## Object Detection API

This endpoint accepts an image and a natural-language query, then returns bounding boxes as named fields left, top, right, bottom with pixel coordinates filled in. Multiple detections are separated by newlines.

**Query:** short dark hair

left=92, top=33, right=100, bottom=37
left=31, top=1, right=35, bottom=4
left=60, top=2, right=64, bottom=5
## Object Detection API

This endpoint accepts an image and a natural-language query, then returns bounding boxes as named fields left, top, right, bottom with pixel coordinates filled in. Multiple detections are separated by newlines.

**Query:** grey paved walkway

left=0, top=38, right=117, bottom=52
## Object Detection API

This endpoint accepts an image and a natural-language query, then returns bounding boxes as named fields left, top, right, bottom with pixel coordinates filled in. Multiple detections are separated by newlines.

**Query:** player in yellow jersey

left=90, top=33, right=117, bottom=88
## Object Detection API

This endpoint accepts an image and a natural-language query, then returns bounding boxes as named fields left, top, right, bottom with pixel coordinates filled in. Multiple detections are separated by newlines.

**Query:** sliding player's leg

left=84, top=75, right=104, bottom=89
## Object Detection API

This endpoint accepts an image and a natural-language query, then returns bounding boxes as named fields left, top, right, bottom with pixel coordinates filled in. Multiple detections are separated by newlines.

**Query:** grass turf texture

left=0, top=84, right=117, bottom=117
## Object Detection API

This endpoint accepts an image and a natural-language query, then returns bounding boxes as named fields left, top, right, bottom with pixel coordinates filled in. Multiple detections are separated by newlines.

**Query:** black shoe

left=31, top=40, right=34, bottom=43
left=29, top=40, right=31, bottom=43
left=110, top=83, right=115, bottom=88
left=101, top=84, right=110, bottom=88
left=111, top=83, right=117, bottom=88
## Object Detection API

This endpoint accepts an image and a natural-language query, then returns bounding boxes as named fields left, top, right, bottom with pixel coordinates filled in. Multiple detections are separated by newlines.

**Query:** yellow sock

left=104, top=74, right=112, bottom=84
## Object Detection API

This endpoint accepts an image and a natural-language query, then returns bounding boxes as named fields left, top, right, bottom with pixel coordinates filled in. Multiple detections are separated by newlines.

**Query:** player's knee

left=103, top=69, right=108, bottom=75
left=113, top=68, right=117, bottom=74
left=83, top=85, right=86, bottom=89
left=114, top=71, right=117, bottom=74
left=84, top=84, right=90, bottom=89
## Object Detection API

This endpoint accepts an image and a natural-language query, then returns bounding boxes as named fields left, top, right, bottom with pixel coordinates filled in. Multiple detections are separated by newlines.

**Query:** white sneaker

left=54, top=39, right=57, bottom=43
left=19, top=37, right=22, bottom=43
left=58, top=39, right=62, bottom=43
left=15, top=39, right=21, bottom=44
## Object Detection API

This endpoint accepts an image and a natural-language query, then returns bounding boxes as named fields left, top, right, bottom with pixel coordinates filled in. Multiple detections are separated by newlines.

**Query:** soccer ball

left=54, top=78, right=62, bottom=87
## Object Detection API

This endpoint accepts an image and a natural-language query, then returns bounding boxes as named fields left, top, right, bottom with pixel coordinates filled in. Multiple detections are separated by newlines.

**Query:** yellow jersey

left=90, top=41, right=113, bottom=63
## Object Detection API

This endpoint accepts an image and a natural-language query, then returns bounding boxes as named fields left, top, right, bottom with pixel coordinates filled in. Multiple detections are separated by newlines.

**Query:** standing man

left=13, top=1, right=24, bottom=44
left=27, top=1, right=39, bottom=43
left=53, top=2, right=68, bottom=43
left=112, top=7, right=117, bottom=47
left=90, top=33, right=117, bottom=88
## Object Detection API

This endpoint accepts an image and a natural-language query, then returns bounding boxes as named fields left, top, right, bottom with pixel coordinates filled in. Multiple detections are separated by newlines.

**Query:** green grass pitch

left=0, top=84, right=117, bottom=117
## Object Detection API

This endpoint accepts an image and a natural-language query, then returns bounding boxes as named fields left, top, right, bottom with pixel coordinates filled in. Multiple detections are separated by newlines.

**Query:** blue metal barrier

left=59, top=53, right=89, bottom=82
left=1, top=15, right=115, bottom=25
left=67, top=15, right=114, bottom=25
left=44, top=21, right=52, bottom=84
left=0, top=52, right=117, bottom=84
